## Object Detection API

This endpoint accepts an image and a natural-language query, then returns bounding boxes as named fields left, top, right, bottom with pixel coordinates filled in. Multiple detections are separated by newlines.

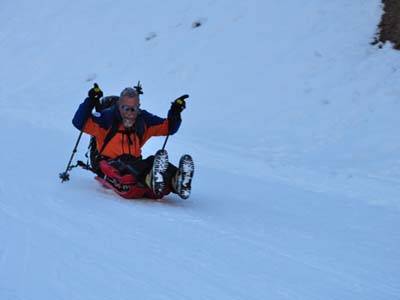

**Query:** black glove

left=168, top=94, right=189, bottom=132
left=170, top=94, right=189, bottom=113
left=88, top=83, right=103, bottom=107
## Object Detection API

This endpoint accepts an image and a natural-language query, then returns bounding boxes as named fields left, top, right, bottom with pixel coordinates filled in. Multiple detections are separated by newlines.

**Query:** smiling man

left=119, top=91, right=140, bottom=128
left=72, top=84, right=194, bottom=200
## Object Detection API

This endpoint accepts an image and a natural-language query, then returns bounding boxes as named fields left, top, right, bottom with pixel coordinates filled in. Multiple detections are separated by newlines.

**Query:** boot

left=145, top=150, right=169, bottom=196
left=172, top=154, right=194, bottom=199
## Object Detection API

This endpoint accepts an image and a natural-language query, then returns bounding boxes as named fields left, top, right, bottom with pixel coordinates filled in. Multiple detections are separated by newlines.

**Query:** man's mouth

left=122, top=116, right=135, bottom=128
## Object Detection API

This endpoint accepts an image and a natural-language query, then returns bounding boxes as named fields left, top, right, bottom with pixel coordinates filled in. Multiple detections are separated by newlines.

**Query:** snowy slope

left=0, top=0, right=400, bottom=299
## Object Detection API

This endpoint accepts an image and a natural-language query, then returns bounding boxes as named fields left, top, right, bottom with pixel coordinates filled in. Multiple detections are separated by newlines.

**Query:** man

left=72, top=83, right=194, bottom=200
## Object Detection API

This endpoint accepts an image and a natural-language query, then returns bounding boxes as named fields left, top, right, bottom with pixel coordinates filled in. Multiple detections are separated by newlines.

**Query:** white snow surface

left=1, top=0, right=400, bottom=299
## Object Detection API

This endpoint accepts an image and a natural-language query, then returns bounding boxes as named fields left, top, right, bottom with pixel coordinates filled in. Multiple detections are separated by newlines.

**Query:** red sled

left=95, top=160, right=170, bottom=200
left=95, top=176, right=169, bottom=199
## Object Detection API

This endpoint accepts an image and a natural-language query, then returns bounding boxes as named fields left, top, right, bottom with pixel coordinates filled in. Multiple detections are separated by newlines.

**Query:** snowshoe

left=174, top=154, right=194, bottom=199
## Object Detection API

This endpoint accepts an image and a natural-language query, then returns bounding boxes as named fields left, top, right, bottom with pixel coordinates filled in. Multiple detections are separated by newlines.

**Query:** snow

left=0, top=0, right=400, bottom=299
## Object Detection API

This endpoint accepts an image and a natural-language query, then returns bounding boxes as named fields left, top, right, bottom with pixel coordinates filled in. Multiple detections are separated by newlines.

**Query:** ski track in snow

left=1, top=175, right=399, bottom=299
left=172, top=137, right=400, bottom=211
left=0, top=161, right=399, bottom=299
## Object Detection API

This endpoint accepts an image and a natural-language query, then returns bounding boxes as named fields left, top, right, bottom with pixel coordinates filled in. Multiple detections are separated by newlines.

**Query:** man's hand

left=171, top=94, right=189, bottom=113
left=88, top=83, right=103, bottom=107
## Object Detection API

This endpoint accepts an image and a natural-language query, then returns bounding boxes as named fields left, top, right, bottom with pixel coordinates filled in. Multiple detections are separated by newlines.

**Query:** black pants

left=108, top=154, right=177, bottom=186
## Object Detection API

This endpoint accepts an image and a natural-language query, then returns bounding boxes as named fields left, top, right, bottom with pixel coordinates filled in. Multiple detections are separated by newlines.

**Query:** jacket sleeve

left=138, top=110, right=180, bottom=145
left=167, top=107, right=182, bottom=135
left=72, top=98, right=112, bottom=136
left=72, top=97, right=93, bottom=130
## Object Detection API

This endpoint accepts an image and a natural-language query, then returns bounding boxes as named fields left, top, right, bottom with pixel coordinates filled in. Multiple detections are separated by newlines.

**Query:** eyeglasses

left=120, top=105, right=140, bottom=112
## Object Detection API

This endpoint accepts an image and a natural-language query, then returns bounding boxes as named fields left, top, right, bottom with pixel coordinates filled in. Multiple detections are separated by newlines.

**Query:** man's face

left=118, top=96, right=140, bottom=128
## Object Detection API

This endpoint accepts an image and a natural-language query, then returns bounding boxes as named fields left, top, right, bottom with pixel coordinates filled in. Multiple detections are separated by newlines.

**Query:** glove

left=88, top=83, right=103, bottom=107
left=168, top=94, right=189, bottom=133
left=170, top=94, right=189, bottom=113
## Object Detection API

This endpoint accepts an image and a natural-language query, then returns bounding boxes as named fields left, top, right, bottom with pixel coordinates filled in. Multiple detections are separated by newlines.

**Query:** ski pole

left=59, top=130, right=85, bottom=182
left=161, top=134, right=170, bottom=151
left=59, top=83, right=103, bottom=182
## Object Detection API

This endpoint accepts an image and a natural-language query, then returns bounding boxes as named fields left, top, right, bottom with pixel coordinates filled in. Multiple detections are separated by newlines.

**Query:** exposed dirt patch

left=373, top=0, right=400, bottom=49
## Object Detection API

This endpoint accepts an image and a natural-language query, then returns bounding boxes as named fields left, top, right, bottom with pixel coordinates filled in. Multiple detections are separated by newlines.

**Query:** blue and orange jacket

left=72, top=97, right=181, bottom=159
